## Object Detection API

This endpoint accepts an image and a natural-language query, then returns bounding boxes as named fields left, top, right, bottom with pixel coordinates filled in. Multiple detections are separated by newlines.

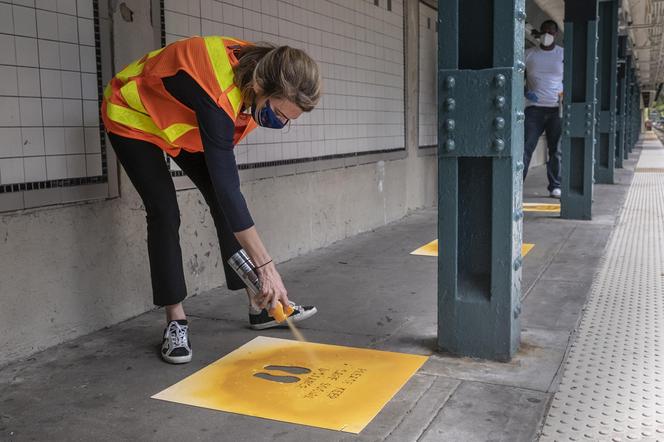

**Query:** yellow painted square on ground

left=523, top=202, right=561, bottom=212
left=410, top=239, right=534, bottom=257
left=152, top=336, right=428, bottom=433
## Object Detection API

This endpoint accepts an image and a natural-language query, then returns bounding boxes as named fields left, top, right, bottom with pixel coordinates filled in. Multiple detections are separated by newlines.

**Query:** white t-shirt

left=525, top=45, right=564, bottom=108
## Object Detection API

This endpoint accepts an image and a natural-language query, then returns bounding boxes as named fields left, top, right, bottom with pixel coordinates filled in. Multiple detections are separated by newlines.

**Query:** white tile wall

left=65, top=127, right=85, bottom=154
left=418, top=3, right=437, bottom=148
left=85, top=152, right=101, bottom=175
left=15, top=36, right=39, bottom=66
left=22, top=127, right=45, bottom=156
left=164, top=0, right=405, bottom=167
left=13, top=5, right=37, bottom=37
left=0, top=3, right=13, bottom=33
left=19, top=97, right=42, bottom=126
left=24, top=156, right=46, bottom=181
left=44, top=127, right=66, bottom=155
left=84, top=127, right=100, bottom=153
left=0, top=128, right=23, bottom=158
left=0, top=66, right=19, bottom=95
left=0, top=34, right=17, bottom=64
left=0, top=157, right=24, bottom=184
left=17, top=67, right=40, bottom=96
left=0, top=0, right=103, bottom=185
left=66, top=153, right=86, bottom=178
left=46, top=155, right=67, bottom=180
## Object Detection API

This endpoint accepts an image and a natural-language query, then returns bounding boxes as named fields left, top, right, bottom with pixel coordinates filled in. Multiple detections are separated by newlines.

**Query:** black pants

left=108, top=132, right=245, bottom=306
left=523, top=106, right=562, bottom=191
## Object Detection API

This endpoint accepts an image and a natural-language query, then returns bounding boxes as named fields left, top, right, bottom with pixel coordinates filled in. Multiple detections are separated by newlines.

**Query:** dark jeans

left=523, top=106, right=562, bottom=191
left=108, top=132, right=245, bottom=307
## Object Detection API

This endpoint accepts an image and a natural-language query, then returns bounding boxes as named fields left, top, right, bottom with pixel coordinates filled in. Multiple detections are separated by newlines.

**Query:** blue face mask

left=252, top=100, right=288, bottom=129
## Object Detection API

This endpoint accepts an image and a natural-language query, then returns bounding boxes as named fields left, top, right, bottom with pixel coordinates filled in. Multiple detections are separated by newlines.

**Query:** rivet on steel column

left=437, top=0, right=524, bottom=361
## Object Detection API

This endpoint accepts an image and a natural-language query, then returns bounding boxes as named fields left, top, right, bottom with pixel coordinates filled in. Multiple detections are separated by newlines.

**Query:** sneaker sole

left=249, top=307, right=318, bottom=330
left=161, top=352, right=192, bottom=364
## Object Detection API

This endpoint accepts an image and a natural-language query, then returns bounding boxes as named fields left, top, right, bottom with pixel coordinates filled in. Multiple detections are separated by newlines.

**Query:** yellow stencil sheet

left=410, top=239, right=535, bottom=257
left=523, top=202, right=561, bottom=213
left=152, top=336, right=427, bottom=433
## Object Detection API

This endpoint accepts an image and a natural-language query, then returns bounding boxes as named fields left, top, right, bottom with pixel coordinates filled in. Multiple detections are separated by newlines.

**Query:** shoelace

left=167, top=322, right=188, bottom=348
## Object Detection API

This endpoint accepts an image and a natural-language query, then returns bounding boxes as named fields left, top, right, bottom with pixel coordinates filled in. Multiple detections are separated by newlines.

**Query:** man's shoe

left=249, top=302, right=318, bottom=330
left=161, top=320, right=192, bottom=364
left=550, top=188, right=561, bottom=199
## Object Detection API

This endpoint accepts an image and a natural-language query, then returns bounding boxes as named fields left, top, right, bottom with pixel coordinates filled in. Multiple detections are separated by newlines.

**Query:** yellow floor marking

left=152, top=336, right=427, bottom=433
left=521, top=243, right=534, bottom=256
left=523, top=202, right=560, bottom=212
left=410, top=239, right=535, bottom=257
left=410, top=239, right=439, bottom=256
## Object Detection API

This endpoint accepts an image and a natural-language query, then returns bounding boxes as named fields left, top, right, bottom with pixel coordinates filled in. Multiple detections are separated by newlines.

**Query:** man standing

left=523, top=20, right=564, bottom=198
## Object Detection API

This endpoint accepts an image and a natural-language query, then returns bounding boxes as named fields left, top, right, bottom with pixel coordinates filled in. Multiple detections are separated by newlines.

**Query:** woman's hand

left=256, top=261, right=290, bottom=311
left=233, top=226, right=288, bottom=310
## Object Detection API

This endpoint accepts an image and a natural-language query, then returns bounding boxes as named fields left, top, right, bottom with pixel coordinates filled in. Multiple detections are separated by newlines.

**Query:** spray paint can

left=227, top=249, right=293, bottom=322
left=227, top=249, right=262, bottom=296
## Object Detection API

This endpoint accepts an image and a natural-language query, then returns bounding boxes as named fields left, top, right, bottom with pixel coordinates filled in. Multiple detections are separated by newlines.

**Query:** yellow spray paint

left=152, top=337, right=427, bottom=433
left=270, top=302, right=312, bottom=357
left=410, top=239, right=535, bottom=257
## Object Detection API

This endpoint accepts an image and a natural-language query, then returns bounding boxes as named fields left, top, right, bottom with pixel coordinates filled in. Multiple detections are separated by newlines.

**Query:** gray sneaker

left=550, top=188, right=561, bottom=199
left=161, top=320, right=192, bottom=364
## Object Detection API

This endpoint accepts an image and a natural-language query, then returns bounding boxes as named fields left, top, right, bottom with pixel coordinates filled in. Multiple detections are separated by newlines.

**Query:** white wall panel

left=163, top=0, right=405, bottom=167
left=0, top=0, right=105, bottom=190
left=418, top=2, right=436, bottom=148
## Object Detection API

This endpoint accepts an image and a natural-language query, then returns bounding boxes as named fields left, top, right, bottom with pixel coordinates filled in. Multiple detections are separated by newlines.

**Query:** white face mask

left=542, top=33, right=555, bottom=46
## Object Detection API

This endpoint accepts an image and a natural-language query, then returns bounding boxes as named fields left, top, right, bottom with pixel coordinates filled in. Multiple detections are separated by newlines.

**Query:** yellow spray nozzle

left=269, top=302, right=295, bottom=323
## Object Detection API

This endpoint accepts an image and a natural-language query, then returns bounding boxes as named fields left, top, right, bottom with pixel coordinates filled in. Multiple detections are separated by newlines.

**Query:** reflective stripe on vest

left=107, top=37, right=244, bottom=147
left=203, top=36, right=243, bottom=115
left=119, top=81, right=147, bottom=114
left=115, top=48, right=164, bottom=83
left=106, top=101, right=196, bottom=144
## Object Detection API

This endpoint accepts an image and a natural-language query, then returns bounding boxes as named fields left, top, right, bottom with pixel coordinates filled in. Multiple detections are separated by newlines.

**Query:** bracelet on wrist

left=255, top=259, right=273, bottom=269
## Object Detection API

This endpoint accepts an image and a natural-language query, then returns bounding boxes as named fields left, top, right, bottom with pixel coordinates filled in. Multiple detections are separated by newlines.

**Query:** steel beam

left=437, top=0, right=524, bottom=361
left=561, top=0, right=599, bottom=220
left=595, top=0, right=619, bottom=183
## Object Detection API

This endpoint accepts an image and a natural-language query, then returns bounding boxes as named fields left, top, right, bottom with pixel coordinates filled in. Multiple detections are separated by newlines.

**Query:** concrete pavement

left=1, top=149, right=640, bottom=441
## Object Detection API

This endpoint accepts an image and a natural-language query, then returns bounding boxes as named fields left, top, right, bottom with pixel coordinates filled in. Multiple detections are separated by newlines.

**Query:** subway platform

left=0, top=139, right=649, bottom=441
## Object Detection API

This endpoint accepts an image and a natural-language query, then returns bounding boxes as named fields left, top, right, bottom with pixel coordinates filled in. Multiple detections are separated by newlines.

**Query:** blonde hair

left=233, top=43, right=322, bottom=113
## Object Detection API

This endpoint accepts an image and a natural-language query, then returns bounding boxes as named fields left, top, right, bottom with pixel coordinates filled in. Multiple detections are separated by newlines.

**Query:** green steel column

left=437, top=0, right=524, bottom=361
left=615, top=36, right=627, bottom=168
left=594, top=0, right=618, bottom=183
left=632, top=70, right=638, bottom=152
left=624, top=60, right=634, bottom=155
left=632, top=84, right=643, bottom=143
left=561, top=0, right=599, bottom=220
left=628, top=69, right=637, bottom=152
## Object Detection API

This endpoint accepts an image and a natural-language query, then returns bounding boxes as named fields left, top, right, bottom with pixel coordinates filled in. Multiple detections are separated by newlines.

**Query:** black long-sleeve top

left=162, top=70, right=254, bottom=232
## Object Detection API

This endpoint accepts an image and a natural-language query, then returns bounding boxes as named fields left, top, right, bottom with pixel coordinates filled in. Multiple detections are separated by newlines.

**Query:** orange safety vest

left=101, top=36, right=257, bottom=157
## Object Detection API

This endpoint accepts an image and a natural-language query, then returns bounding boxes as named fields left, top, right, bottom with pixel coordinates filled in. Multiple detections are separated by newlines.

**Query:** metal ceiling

left=532, top=0, right=661, bottom=96
left=424, top=1, right=657, bottom=100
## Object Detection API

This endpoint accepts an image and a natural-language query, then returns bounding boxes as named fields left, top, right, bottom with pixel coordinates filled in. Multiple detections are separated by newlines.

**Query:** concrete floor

left=1, top=150, right=640, bottom=441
